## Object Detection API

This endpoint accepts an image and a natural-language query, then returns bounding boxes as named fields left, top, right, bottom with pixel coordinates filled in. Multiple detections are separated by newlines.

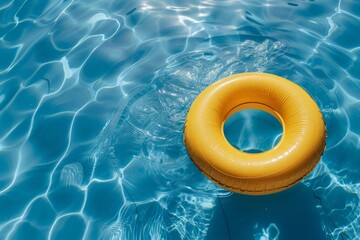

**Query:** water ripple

left=0, top=0, right=359, bottom=239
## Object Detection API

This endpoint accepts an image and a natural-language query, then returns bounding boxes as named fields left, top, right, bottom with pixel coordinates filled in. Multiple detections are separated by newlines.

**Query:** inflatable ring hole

left=223, top=108, right=283, bottom=153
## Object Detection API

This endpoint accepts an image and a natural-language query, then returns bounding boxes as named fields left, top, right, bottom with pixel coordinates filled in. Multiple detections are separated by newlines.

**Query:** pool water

left=0, top=0, right=359, bottom=239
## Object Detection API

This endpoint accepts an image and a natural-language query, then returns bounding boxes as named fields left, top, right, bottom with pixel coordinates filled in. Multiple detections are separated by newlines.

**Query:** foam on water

left=0, top=0, right=359, bottom=239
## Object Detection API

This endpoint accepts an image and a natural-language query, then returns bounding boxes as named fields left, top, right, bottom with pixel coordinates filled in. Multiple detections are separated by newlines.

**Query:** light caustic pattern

left=253, top=223, right=279, bottom=240
left=0, top=0, right=359, bottom=239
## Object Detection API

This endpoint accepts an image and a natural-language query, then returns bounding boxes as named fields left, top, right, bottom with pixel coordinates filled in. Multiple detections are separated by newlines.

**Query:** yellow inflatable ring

left=184, top=72, right=326, bottom=195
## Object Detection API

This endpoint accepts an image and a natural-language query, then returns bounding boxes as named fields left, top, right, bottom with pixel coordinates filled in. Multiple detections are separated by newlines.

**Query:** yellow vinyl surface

left=184, top=73, right=326, bottom=195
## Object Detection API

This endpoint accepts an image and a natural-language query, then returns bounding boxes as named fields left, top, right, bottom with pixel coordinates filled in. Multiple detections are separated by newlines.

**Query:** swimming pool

left=0, top=0, right=359, bottom=239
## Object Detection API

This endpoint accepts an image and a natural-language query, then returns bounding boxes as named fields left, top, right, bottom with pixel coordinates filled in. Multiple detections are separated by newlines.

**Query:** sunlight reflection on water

left=0, top=0, right=359, bottom=239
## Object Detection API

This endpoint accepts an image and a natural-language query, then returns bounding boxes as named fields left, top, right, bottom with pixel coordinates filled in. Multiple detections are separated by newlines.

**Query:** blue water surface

left=0, top=0, right=359, bottom=239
